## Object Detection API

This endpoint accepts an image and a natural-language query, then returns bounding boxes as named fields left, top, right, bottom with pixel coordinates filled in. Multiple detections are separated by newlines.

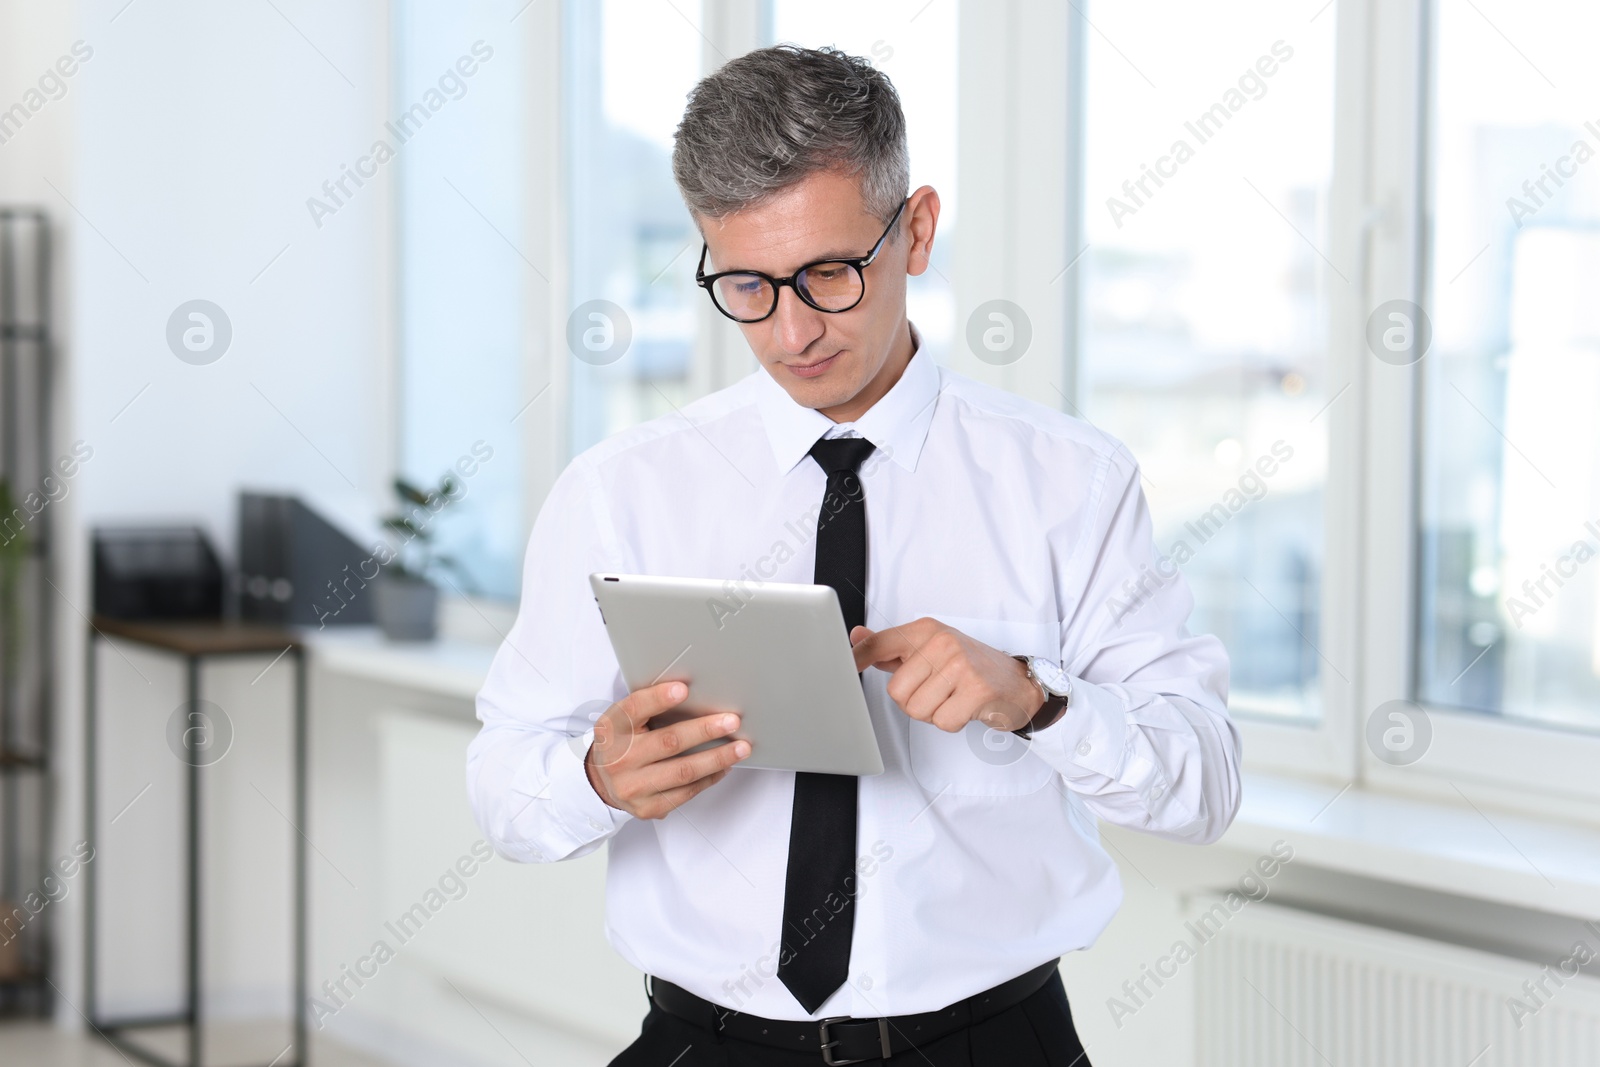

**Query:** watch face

left=1030, top=657, right=1072, bottom=697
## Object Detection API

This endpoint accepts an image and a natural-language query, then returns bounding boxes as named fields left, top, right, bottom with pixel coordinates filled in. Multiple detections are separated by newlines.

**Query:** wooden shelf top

left=0, top=749, right=45, bottom=771
left=91, top=615, right=302, bottom=657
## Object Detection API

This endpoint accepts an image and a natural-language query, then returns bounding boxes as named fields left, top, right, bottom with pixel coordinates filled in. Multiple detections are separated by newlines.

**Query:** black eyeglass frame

left=694, top=198, right=909, bottom=323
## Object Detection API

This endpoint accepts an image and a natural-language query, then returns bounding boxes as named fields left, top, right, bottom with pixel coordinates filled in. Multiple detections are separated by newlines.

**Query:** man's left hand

left=850, top=619, right=1045, bottom=733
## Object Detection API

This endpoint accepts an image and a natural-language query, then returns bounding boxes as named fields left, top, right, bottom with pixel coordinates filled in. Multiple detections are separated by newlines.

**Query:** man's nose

left=771, top=285, right=825, bottom=356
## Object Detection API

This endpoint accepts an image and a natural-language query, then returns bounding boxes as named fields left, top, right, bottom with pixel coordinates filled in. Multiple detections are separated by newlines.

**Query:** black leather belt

left=647, top=959, right=1059, bottom=1065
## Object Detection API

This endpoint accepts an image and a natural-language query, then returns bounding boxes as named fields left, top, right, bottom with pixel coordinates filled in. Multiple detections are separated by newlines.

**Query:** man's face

left=700, top=170, right=936, bottom=420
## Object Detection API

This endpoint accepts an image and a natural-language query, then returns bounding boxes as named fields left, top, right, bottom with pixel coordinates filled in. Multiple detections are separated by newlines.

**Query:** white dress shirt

left=468, top=324, right=1240, bottom=1021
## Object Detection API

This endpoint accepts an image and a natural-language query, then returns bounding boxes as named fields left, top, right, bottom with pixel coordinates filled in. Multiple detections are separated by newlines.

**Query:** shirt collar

left=754, top=322, right=941, bottom=476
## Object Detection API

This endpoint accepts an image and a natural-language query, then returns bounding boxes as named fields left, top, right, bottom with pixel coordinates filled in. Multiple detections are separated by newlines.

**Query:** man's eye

left=809, top=267, right=846, bottom=281
left=733, top=279, right=763, bottom=294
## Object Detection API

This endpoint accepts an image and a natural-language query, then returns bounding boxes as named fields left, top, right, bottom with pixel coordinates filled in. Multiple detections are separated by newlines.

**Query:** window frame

left=505, top=0, right=1600, bottom=808
left=1359, top=0, right=1600, bottom=808
left=1232, top=0, right=1368, bottom=783
left=1060, top=0, right=1368, bottom=783
left=515, top=0, right=761, bottom=560
left=1063, top=0, right=1600, bottom=807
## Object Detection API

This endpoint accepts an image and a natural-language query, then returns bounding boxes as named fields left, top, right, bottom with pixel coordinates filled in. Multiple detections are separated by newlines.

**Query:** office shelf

left=0, top=749, right=46, bottom=772
left=0, top=206, right=54, bottom=1017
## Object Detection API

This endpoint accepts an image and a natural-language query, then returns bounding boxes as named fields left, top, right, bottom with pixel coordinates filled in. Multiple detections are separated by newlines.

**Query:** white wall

left=3, top=0, right=397, bottom=1025
left=72, top=0, right=393, bottom=546
left=0, top=1, right=77, bottom=206
left=305, top=659, right=624, bottom=1067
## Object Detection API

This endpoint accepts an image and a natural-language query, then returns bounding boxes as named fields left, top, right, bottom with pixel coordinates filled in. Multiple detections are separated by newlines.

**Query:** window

left=394, top=0, right=527, bottom=599
left=563, top=0, right=704, bottom=456
left=1078, top=1, right=1339, bottom=722
left=410, top=0, right=1600, bottom=794
left=769, top=0, right=959, bottom=357
left=1417, top=0, right=1600, bottom=731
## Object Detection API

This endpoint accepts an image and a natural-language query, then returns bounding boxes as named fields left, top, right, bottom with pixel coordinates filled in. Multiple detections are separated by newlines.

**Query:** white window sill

left=1213, top=770, right=1600, bottom=922
left=308, top=626, right=496, bottom=705
left=302, top=635, right=1600, bottom=923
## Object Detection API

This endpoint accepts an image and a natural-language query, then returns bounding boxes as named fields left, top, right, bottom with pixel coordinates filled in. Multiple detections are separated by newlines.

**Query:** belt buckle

left=818, top=1016, right=892, bottom=1065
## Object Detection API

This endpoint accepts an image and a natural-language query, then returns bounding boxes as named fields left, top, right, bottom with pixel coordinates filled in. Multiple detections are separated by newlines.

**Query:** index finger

left=853, top=624, right=919, bottom=673
left=614, top=680, right=690, bottom=728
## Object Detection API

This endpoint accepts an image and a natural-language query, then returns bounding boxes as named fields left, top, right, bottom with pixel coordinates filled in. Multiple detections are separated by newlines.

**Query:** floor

left=0, top=1020, right=397, bottom=1067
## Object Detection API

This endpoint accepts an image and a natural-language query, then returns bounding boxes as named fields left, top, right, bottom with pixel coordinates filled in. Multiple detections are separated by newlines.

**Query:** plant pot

left=374, top=574, right=439, bottom=642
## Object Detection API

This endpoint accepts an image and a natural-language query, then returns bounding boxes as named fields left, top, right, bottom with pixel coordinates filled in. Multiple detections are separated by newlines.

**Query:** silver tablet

left=589, top=573, right=885, bottom=776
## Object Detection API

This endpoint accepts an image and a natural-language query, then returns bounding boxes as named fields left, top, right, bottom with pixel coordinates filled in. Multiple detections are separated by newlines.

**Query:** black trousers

left=608, top=970, right=1091, bottom=1067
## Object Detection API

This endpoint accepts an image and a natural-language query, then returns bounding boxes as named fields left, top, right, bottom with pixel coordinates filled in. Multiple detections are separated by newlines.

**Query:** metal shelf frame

left=0, top=207, right=54, bottom=1017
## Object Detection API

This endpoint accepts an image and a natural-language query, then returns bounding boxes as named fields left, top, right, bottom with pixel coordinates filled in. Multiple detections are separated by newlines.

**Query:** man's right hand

left=584, top=681, right=750, bottom=820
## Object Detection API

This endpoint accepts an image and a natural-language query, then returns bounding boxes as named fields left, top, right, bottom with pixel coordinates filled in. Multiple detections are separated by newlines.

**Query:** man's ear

left=903, top=185, right=941, bottom=278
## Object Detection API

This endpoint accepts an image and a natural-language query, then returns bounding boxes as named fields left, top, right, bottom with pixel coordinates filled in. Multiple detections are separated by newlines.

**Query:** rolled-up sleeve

left=1029, top=452, right=1242, bottom=844
left=467, top=458, right=634, bottom=862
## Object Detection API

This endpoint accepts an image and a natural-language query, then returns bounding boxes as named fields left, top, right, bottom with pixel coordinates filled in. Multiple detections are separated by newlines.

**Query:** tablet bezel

left=589, top=572, right=885, bottom=776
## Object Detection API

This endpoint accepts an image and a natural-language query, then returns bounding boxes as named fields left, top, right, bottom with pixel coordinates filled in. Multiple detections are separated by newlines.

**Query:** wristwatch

left=1011, top=655, right=1072, bottom=739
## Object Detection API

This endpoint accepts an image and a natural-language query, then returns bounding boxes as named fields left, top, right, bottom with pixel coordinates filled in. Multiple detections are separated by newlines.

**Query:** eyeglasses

left=694, top=199, right=908, bottom=323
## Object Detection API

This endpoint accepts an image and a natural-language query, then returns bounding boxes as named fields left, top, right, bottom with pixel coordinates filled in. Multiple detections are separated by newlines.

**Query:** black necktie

left=777, top=435, right=876, bottom=1013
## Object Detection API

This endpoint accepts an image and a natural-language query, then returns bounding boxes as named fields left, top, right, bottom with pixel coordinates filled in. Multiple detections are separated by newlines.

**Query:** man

left=469, top=44, right=1239, bottom=1066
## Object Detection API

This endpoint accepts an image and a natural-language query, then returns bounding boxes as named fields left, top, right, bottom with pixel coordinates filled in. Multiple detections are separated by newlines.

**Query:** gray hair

left=672, top=45, right=909, bottom=228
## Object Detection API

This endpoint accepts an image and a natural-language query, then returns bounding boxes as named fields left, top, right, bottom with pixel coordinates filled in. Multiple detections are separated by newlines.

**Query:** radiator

left=1192, top=898, right=1600, bottom=1066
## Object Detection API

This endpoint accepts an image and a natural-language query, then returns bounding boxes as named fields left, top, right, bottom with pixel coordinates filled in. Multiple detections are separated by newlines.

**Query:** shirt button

left=587, top=817, right=605, bottom=831
left=1152, top=784, right=1165, bottom=798
left=858, top=974, right=874, bottom=991
left=1075, top=740, right=1092, bottom=757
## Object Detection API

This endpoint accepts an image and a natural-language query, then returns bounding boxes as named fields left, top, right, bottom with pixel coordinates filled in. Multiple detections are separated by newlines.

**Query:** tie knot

left=808, top=435, right=877, bottom=476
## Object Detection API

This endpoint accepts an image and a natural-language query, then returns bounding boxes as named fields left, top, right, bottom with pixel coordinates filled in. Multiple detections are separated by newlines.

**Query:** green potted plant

left=374, top=476, right=471, bottom=641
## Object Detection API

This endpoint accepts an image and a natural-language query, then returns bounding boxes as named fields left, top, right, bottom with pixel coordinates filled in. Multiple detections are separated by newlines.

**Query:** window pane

left=770, top=0, right=959, bottom=356
left=1080, top=3, right=1338, bottom=721
left=395, top=1, right=526, bottom=600
left=564, top=0, right=702, bottom=456
left=1417, top=0, right=1600, bottom=729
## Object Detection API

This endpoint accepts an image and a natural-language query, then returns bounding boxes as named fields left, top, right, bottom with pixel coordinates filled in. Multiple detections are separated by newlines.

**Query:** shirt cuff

left=509, top=727, right=632, bottom=859
left=1026, top=676, right=1136, bottom=782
